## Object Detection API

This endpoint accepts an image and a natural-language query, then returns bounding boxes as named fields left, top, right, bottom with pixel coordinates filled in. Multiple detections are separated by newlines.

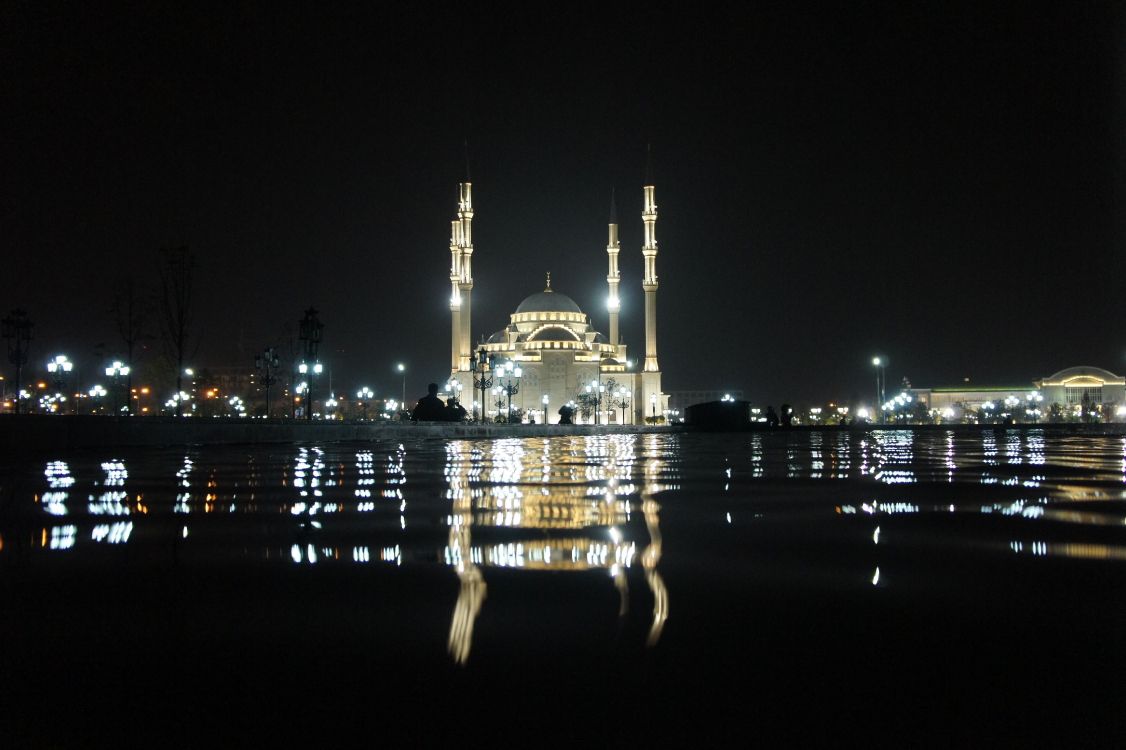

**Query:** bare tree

left=157, top=246, right=198, bottom=417
left=110, top=277, right=150, bottom=415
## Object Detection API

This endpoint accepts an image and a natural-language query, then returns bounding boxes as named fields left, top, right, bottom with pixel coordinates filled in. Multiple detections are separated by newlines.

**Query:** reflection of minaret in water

left=444, top=435, right=669, bottom=664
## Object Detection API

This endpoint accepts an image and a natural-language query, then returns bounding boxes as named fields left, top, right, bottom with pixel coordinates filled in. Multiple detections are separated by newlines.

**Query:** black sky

left=3, top=2, right=1124, bottom=405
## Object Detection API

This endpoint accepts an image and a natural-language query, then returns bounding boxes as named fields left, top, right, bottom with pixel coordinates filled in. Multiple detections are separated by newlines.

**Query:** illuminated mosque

left=445, top=174, right=668, bottom=424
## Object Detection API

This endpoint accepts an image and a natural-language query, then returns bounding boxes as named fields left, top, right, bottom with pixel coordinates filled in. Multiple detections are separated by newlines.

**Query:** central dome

left=515, top=289, right=583, bottom=314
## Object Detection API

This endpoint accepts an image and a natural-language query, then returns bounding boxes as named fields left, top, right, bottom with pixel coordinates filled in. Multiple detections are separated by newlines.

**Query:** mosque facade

left=445, top=179, right=667, bottom=424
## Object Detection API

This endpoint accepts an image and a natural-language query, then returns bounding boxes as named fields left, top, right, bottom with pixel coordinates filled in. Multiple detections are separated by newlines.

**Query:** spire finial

left=545, top=272, right=552, bottom=292
left=609, top=187, right=617, bottom=224
left=463, top=138, right=471, bottom=182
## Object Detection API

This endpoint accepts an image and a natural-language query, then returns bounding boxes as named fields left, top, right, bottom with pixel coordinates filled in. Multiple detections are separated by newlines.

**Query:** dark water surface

left=2, top=429, right=1124, bottom=746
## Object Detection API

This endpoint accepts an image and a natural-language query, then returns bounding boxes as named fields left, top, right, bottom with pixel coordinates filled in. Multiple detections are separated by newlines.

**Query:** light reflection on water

left=3, top=428, right=1126, bottom=664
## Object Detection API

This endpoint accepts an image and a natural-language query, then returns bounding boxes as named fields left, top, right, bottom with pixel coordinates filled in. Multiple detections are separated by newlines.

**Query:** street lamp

left=397, top=362, right=406, bottom=406
left=607, top=386, right=630, bottom=424
left=255, top=347, right=280, bottom=419
left=298, top=307, right=325, bottom=422
left=872, top=357, right=886, bottom=423
left=105, top=360, right=130, bottom=415
left=324, top=394, right=339, bottom=420
left=584, top=379, right=606, bottom=424
left=298, top=361, right=323, bottom=420
left=495, top=360, right=521, bottom=423
left=650, top=393, right=657, bottom=419
left=541, top=393, right=550, bottom=423
left=356, top=386, right=374, bottom=421
left=473, top=348, right=494, bottom=424
left=3, top=309, right=33, bottom=415
left=47, top=354, right=73, bottom=414
left=88, top=384, right=107, bottom=415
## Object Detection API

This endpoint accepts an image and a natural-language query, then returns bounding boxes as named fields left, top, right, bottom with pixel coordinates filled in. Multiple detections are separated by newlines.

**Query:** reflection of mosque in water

left=13, top=434, right=675, bottom=666
left=11, top=429, right=1126, bottom=661
left=444, top=435, right=671, bottom=663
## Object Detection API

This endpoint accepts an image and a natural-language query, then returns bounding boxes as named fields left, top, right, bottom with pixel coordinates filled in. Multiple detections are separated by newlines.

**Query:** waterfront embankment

left=0, top=414, right=676, bottom=451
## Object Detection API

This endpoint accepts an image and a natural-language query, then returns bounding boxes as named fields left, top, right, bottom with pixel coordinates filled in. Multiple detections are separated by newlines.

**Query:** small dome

left=528, top=326, right=581, bottom=342
left=515, top=290, right=583, bottom=315
left=486, top=329, right=508, bottom=344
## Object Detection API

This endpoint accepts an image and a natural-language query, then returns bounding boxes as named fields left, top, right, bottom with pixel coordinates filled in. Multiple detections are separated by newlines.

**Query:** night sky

left=4, top=2, right=1124, bottom=405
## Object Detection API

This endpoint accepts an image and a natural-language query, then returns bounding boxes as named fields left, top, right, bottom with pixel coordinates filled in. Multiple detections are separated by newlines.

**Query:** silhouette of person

left=558, top=404, right=574, bottom=425
left=443, top=397, right=468, bottom=422
left=780, top=403, right=794, bottom=428
left=411, top=383, right=447, bottom=422
left=765, top=406, right=779, bottom=427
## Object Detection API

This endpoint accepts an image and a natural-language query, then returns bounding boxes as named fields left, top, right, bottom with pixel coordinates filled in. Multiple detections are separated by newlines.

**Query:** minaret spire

left=450, top=146, right=476, bottom=374
left=606, top=187, right=621, bottom=347
left=642, top=154, right=659, bottom=374
left=457, top=175, right=474, bottom=372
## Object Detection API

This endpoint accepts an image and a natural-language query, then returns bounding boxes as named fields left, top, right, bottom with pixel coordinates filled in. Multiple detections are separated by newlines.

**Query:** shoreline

left=0, top=414, right=1122, bottom=452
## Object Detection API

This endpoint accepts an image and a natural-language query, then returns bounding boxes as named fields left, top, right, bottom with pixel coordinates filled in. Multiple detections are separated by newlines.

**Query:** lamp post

left=584, top=379, right=606, bottom=424
left=47, top=355, right=73, bottom=414
left=872, top=357, right=886, bottom=423
left=88, top=384, right=107, bottom=415
left=496, top=360, right=521, bottom=423
left=3, top=309, right=33, bottom=415
left=255, top=347, right=280, bottom=419
left=298, top=308, right=325, bottom=422
left=298, top=361, right=323, bottom=420
left=356, top=387, right=374, bottom=421
left=473, top=348, right=494, bottom=424
left=105, top=360, right=130, bottom=415
left=396, top=362, right=407, bottom=406
left=607, top=385, right=630, bottom=424
left=541, top=393, right=549, bottom=423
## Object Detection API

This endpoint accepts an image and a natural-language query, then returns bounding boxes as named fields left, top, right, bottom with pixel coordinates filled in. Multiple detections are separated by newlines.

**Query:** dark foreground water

left=1, top=429, right=1124, bottom=746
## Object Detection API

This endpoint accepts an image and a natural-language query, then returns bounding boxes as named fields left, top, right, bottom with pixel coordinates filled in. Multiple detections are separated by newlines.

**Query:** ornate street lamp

left=542, top=393, right=550, bottom=423
left=298, top=308, right=324, bottom=422
left=356, top=386, right=374, bottom=421
left=608, top=386, right=630, bottom=424
left=473, top=348, right=494, bottom=424
left=105, top=360, right=130, bottom=415
left=88, top=384, right=107, bottom=415
left=495, top=360, right=521, bottom=423
left=298, top=361, right=323, bottom=420
left=47, top=354, right=73, bottom=414
left=3, top=309, right=33, bottom=415
left=255, top=346, right=280, bottom=419
left=396, top=363, right=406, bottom=406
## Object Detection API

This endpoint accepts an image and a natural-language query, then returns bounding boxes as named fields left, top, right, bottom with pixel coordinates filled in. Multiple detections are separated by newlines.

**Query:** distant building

left=909, top=365, right=1125, bottom=417
left=1035, top=366, right=1125, bottom=407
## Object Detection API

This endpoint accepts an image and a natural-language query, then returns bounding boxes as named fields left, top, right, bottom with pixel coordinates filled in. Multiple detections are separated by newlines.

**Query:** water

left=2, top=429, right=1124, bottom=745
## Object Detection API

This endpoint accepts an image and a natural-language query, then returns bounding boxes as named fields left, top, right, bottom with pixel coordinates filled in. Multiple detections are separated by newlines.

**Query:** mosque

left=445, top=177, right=667, bottom=424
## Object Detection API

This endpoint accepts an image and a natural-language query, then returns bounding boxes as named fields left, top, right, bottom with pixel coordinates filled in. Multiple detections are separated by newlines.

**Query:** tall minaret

left=606, top=188, right=621, bottom=347
left=457, top=180, right=474, bottom=371
left=642, top=155, right=659, bottom=374
left=449, top=214, right=463, bottom=372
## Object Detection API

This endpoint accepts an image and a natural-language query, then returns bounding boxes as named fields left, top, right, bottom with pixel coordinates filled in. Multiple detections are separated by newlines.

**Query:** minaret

left=457, top=180, right=474, bottom=371
left=606, top=188, right=621, bottom=347
left=642, top=156, right=659, bottom=374
left=449, top=212, right=462, bottom=372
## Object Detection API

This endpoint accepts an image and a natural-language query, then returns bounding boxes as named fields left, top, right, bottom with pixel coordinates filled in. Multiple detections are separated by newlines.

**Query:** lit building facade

left=446, top=179, right=667, bottom=424
left=909, top=365, right=1125, bottom=418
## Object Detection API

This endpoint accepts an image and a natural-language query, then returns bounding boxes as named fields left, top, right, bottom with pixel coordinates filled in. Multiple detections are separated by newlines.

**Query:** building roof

left=515, top=289, right=583, bottom=314
left=528, top=325, right=581, bottom=342
left=1040, top=365, right=1124, bottom=385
